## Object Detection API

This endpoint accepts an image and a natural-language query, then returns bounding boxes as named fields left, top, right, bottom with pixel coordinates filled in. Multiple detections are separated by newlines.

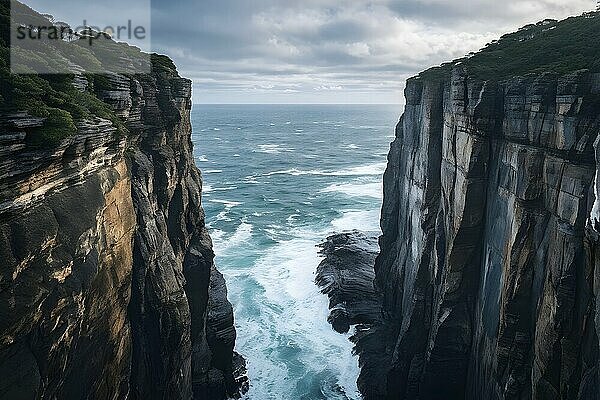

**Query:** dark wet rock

left=315, top=231, right=396, bottom=398
left=316, top=231, right=382, bottom=334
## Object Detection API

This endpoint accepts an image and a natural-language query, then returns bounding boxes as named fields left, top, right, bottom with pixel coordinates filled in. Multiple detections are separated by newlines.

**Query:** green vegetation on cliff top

left=419, top=12, right=600, bottom=82
left=0, top=0, right=179, bottom=147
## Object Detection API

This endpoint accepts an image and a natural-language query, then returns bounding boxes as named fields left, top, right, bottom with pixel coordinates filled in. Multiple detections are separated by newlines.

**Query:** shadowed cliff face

left=363, top=68, right=600, bottom=400
left=0, top=7, right=245, bottom=399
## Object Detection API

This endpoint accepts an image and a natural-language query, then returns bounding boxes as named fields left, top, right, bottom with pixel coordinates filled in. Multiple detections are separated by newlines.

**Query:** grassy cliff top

left=0, top=0, right=180, bottom=147
left=418, top=12, right=600, bottom=82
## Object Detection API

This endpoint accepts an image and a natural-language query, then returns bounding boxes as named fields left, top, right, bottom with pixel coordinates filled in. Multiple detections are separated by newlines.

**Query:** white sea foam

left=203, top=184, right=213, bottom=193
left=321, top=181, right=382, bottom=199
left=206, top=198, right=242, bottom=228
left=211, top=210, right=233, bottom=224
left=256, top=144, right=280, bottom=154
left=254, top=144, right=295, bottom=154
left=331, top=209, right=381, bottom=233
left=212, top=186, right=238, bottom=191
left=337, top=162, right=386, bottom=176
left=286, top=214, right=300, bottom=223
left=203, top=169, right=223, bottom=174
left=206, top=199, right=237, bottom=227
left=208, top=199, right=242, bottom=207
left=231, top=231, right=360, bottom=400
left=261, top=162, right=387, bottom=178
left=349, top=125, right=380, bottom=130
left=213, top=222, right=253, bottom=253
left=242, top=176, right=261, bottom=184
left=209, top=229, right=226, bottom=244
left=261, top=169, right=306, bottom=177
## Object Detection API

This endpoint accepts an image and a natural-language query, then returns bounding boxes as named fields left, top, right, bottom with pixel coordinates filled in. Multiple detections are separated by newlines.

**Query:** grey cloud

left=386, top=0, right=592, bottom=27
left=24, top=0, right=595, bottom=103
left=149, top=0, right=593, bottom=102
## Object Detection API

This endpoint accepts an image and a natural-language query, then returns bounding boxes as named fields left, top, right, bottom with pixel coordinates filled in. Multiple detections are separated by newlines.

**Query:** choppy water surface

left=191, top=104, right=398, bottom=399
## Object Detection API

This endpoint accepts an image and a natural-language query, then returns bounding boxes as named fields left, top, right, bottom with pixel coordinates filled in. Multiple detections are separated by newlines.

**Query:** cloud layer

left=25, top=0, right=595, bottom=103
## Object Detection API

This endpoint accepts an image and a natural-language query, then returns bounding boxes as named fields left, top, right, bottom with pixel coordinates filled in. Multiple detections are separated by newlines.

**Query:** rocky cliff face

left=0, top=15, right=244, bottom=400
left=360, top=65, right=600, bottom=399
left=311, top=16, right=600, bottom=399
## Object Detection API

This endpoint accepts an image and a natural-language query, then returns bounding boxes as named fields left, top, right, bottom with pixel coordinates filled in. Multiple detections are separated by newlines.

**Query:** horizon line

left=192, top=103, right=404, bottom=106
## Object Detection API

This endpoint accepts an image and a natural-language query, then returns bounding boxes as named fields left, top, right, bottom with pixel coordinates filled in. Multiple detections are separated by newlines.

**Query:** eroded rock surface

left=0, top=8, right=245, bottom=400
left=316, top=231, right=382, bottom=334
left=352, top=67, right=600, bottom=400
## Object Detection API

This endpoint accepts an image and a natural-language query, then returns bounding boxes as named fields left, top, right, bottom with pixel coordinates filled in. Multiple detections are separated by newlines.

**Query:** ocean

left=191, top=104, right=399, bottom=399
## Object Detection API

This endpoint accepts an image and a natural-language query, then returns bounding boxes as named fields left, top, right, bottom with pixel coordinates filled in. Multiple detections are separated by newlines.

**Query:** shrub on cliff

left=420, top=12, right=600, bottom=82
left=0, top=1, right=145, bottom=147
left=26, top=107, right=76, bottom=146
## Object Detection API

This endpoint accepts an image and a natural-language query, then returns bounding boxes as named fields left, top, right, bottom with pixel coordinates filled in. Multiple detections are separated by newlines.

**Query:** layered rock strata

left=316, top=21, right=600, bottom=395
left=352, top=67, right=600, bottom=400
left=0, top=18, right=245, bottom=400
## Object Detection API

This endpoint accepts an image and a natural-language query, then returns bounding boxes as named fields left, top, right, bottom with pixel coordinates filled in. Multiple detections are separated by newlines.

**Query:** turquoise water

left=191, top=104, right=399, bottom=399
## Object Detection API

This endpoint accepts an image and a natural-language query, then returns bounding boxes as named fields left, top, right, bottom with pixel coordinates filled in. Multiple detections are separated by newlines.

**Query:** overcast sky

left=25, top=0, right=595, bottom=103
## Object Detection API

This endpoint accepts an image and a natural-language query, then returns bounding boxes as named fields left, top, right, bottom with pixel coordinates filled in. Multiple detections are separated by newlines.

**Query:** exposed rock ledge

left=316, top=231, right=395, bottom=398
left=316, top=231, right=382, bottom=334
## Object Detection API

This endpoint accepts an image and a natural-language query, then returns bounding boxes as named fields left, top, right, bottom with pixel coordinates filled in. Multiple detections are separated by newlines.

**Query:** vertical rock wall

left=366, top=68, right=600, bottom=400
left=0, top=59, right=244, bottom=399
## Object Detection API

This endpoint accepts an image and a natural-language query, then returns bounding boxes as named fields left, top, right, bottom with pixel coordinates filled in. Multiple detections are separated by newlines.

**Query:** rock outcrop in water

left=0, top=3, right=245, bottom=399
left=316, top=231, right=382, bottom=334
left=320, top=14, right=600, bottom=400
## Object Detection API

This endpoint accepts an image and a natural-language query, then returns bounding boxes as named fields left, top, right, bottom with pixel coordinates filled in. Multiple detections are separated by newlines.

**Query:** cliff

left=372, top=67, right=600, bottom=400
left=0, top=3, right=245, bottom=399
left=320, top=14, right=600, bottom=400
